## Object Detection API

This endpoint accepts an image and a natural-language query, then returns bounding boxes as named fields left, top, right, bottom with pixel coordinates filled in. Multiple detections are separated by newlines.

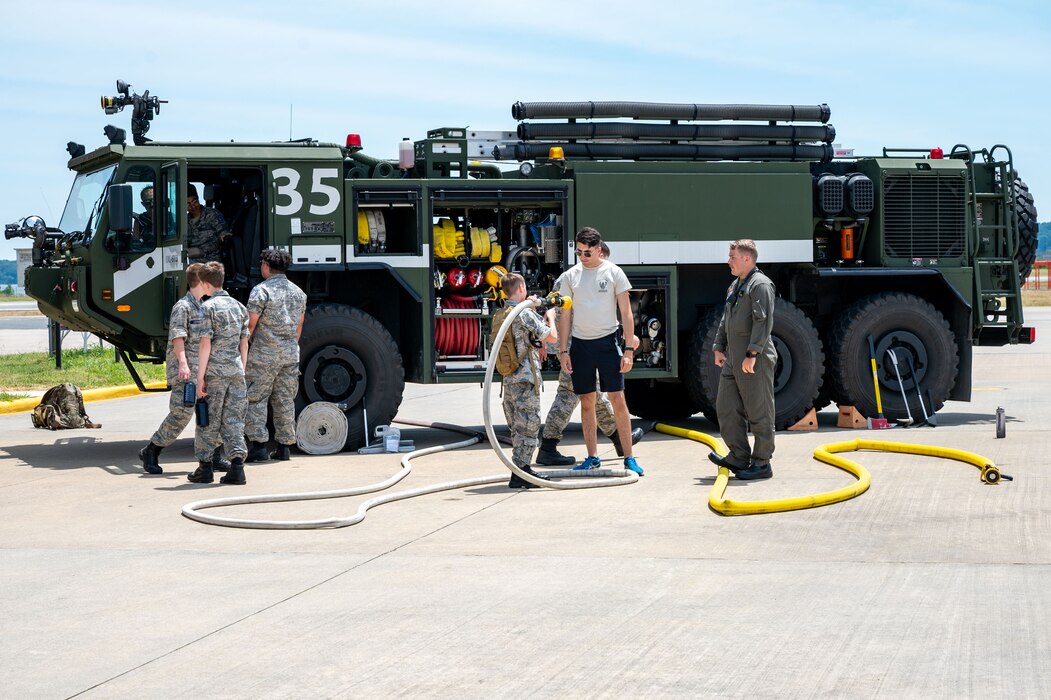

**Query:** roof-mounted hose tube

left=495, top=142, right=834, bottom=163
left=512, top=101, right=831, bottom=123
left=348, top=151, right=396, bottom=178
left=517, top=122, right=836, bottom=144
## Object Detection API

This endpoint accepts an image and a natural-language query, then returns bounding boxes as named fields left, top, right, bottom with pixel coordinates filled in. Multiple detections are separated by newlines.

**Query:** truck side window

left=105, top=166, right=157, bottom=254
left=163, top=177, right=178, bottom=241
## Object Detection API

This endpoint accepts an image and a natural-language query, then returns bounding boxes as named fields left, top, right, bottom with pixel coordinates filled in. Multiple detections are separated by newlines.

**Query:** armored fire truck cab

left=12, top=89, right=1037, bottom=449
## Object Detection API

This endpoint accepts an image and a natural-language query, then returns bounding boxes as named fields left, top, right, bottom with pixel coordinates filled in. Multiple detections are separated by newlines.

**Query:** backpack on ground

left=31, top=383, right=101, bottom=430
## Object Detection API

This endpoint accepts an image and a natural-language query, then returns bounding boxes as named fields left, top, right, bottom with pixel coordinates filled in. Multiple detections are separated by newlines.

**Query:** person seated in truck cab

left=186, top=183, right=231, bottom=264
left=106, top=185, right=156, bottom=254
left=131, top=186, right=157, bottom=250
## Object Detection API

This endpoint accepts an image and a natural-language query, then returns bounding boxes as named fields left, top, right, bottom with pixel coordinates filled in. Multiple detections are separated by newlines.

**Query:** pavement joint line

left=64, top=492, right=518, bottom=698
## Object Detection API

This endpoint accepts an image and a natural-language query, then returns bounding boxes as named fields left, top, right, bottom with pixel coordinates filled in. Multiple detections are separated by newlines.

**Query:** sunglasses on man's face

left=574, top=248, right=595, bottom=258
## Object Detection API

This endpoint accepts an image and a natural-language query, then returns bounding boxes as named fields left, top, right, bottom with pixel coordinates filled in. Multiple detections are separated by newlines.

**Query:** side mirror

left=107, top=184, right=134, bottom=232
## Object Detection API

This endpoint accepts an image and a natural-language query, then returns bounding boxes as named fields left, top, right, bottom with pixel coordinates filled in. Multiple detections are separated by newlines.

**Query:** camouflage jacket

left=165, top=292, right=204, bottom=383
left=247, top=274, right=307, bottom=364
left=187, top=206, right=228, bottom=263
left=503, top=300, right=550, bottom=387
left=200, top=290, right=249, bottom=378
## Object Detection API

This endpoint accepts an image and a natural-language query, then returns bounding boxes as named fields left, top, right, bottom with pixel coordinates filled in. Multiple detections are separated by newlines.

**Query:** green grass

left=0, top=392, right=31, bottom=402
left=0, top=347, right=166, bottom=393
left=0, top=294, right=33, bottom=302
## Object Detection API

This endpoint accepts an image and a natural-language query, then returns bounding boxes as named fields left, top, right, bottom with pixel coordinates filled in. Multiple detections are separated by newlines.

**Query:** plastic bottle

left=398, top=138, right=414, bottom=169
left=183, top=382, right=196, bottom=406
left=385, top=426, right=401, bottom=453
left=196, top=399, right=209, bottom=427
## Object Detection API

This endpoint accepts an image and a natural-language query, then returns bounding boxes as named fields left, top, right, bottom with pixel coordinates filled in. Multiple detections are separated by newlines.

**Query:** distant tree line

left=0, top=260, right=15, bottom=285
left=1040, top=222, right=1051, bottom=259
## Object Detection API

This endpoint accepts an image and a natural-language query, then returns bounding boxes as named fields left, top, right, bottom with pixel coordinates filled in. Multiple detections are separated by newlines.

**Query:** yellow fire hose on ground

left=655, top=423, right=1010, bottom=516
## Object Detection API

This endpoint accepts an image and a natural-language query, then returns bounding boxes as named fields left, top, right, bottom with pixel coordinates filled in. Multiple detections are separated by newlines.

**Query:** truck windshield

left=58, top=164, right=117, bottom=237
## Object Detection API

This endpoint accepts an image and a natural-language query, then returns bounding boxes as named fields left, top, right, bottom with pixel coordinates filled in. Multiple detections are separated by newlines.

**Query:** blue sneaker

left=623, top=456, right=644, bottom=476
left=573, top=455, right=602, bottom=471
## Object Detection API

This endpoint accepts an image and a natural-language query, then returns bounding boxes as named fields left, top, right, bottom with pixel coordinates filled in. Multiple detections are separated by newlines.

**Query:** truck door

left=159, top=161, right=187, bottom=327
left=108, top=160, right=186, bottom=339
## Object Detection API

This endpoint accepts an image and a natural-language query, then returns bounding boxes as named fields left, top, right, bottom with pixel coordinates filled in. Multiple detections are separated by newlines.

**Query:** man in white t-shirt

left=557, top=227, right=643, bottom=476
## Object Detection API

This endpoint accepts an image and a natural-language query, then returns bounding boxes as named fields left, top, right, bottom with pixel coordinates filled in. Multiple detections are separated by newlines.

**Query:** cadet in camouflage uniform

left=139, top=263, right=223, bottom=475
left=538, top=242, right=643, bottom=466
left=244, top=249, right=307, bottom=462
left=188, top=262, right=251, bottom=485
left=499, top=272, right=559, bottom=489
left=708, top=239, right=776, bottom=481
left=186, top=184, right=230, bottom=264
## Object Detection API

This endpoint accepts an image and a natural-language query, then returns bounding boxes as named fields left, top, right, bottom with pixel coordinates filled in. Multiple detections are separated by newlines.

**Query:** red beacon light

left=929, top=147, right=944, bottom=159
left=345, top=133, right=362, bottom=150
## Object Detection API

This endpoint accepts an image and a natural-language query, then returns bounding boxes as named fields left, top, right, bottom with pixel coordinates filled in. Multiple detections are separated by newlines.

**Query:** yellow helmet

left=485, top=265, right=508, bottom=288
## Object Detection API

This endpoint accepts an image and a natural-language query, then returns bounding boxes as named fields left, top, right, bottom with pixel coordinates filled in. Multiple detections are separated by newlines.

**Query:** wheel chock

left=837, top=405, right=867, bottom=429
left=788, top=408, right=818, bottom=431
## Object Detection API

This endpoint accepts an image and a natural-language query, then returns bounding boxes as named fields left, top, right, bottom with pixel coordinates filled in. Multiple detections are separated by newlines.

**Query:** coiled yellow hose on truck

left=655, top=424, right=1007, bottom=516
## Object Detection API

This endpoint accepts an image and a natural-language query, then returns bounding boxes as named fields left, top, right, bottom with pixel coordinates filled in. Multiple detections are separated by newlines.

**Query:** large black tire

left=827, top=293, right=957, bottom=421
left=624, top=378, right=700, bottom=421
left=297, top=304, right=405, bottom=450
left=684, top=307, right=722, bottom=417
left=692, top=298, right=825, bottom=431
left=1014, top=176, right=1039, bottom=283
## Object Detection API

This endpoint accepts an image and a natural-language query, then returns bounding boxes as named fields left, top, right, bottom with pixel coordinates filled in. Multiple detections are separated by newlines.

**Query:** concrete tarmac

left=1, top=310, right=1049, bottom=698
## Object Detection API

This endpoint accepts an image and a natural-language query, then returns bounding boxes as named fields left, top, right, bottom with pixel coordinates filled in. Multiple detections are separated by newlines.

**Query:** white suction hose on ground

left=481, top=297, right=639, bottom=490
left=181, top=297, right=636, bottom=530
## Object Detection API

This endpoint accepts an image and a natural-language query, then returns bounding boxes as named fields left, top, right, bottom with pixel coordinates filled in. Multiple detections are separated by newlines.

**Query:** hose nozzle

left=538, top=292, right=572, bottom=311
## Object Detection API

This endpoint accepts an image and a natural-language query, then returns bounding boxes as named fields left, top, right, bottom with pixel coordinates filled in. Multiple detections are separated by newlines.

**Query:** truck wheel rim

left=876, top=331, right=928, bottom=390
left=304, top=345, right=368, bottom=407
left=772, top=336, right=793, bottom=393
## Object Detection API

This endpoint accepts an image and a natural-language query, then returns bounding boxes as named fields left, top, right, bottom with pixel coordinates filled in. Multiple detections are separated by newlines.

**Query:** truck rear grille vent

left=883, top=174, right=966, bottom=259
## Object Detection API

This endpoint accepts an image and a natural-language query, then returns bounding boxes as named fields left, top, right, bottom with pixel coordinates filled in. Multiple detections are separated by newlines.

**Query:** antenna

left=289, top=104, right=293, bottom=141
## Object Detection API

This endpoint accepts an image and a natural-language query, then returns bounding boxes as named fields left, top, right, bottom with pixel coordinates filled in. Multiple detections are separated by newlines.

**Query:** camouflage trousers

left=542, top=369, right=617, bottom=440
left=150, top=380, right=195, bottom=447
left=245, top=361, right=300, bottom=445
left=195, top=375, right=248, bottom=462
left=502, top=380, right=541, bottom=468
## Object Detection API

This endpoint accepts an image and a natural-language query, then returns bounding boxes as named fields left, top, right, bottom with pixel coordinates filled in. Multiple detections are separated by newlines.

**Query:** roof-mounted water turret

left=100, top=79, right=167, bottom=146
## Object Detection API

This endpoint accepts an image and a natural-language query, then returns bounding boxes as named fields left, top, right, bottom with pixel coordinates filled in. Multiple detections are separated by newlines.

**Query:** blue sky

left=2, top=0, right=1049, bottom=261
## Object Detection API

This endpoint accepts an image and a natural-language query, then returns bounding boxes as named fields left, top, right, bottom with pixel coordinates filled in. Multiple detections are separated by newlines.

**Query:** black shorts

left=569, top=332, right=624, bottom=395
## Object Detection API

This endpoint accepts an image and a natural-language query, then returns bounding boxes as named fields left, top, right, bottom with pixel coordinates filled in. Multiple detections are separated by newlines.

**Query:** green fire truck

left=9, top=83, right=1037, bottom=448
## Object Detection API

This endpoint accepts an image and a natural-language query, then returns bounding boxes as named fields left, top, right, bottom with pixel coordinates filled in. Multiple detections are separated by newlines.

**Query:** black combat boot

left=187, top=460, right=214, bottom=483
left=220, top=458, right=247, bottom=485
left=609, top=427, right=645, bottom=457
left=736, top=461, right=773, bottom=481
left=245, top=440, right=270, bottom=463
left=535, top=437, right=575, bottom=466
left=138, top=442, right=163, bottom=475
left=212, top=447, right=231, bottom=472
left=270, top=444, right=292, bottom=461
left=508, top=465, right=551, bottom=489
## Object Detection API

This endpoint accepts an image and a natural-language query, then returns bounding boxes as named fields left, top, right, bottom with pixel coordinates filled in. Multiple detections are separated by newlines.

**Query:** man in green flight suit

left=708, top=239, right=776, bottom=480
